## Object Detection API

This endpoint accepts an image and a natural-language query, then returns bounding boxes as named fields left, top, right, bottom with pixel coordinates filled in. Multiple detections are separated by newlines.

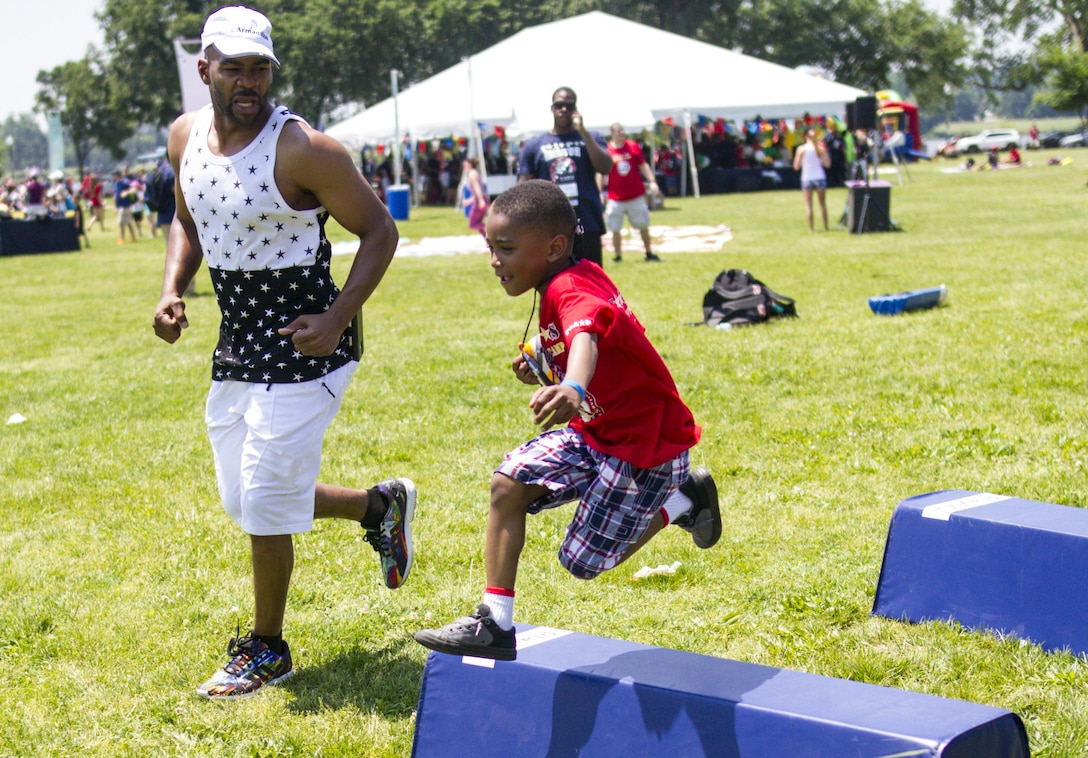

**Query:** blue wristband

left=560, top=379, right=586, bottom=403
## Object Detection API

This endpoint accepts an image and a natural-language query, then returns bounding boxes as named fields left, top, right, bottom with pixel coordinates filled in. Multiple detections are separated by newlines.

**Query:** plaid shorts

left=496, top=428, right=690, bottom=578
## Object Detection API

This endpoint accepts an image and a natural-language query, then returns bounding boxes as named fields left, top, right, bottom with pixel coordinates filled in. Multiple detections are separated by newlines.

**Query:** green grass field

left=3, top=151, right=1088, bottom=755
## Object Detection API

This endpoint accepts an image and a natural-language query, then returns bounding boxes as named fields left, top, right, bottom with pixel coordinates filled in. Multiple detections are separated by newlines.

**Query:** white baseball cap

left=201, top=6, right=279, bottom=66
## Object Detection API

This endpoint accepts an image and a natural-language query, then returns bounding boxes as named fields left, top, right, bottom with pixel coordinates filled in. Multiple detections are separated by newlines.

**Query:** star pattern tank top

left=180, top=105, right=353, bottom=383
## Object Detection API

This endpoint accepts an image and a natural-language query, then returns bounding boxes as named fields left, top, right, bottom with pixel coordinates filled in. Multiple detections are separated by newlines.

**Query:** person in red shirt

left=414, top=179, right=720, bottom=661
left=604, top=123, right=660, bottom=262
left=82, top=172, right=106, bottom=232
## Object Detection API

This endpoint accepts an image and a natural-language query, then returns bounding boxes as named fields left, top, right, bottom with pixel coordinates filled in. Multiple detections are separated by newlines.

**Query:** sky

left=4, top=0, right=105, bottom=122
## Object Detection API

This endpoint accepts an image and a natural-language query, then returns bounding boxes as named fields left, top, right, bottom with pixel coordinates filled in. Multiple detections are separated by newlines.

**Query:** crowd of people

left=2, top=168, right=81, bottom=219
left=0, top=162, right=177, bottom=249
left=354, top=112, right=865, bottom=241
left=686, top=117, right=854, bottom=189
left=360, top=135, right=513, bottom=208
left=961, top=144, right=1023, bottom=172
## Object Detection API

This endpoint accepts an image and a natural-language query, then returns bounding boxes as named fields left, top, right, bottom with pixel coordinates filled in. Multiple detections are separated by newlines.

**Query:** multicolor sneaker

left=414, top=604, right=517, bottom=661
left=364, top=478, right=416, bottom=589
left=673, top=467, right=721, bottom=549
left=196, top=632, right=293, bottom=700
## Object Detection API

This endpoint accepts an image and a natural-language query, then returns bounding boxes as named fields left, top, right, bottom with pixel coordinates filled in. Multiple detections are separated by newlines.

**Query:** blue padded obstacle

left=412, top=625, right=1027, bottom=757
left=875, top=489, right=1088, bottom=656
left=868, top=284, right=947, bottom=316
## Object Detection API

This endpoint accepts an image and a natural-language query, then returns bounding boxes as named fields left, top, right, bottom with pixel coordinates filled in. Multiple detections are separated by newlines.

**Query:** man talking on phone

left=517, top=87, right=612, bottom=265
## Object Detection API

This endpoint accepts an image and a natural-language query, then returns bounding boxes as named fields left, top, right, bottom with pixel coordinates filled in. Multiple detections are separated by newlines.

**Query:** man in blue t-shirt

left=517, top=86, right=612, bottom=265
left=112, top=169, right=138, bottom=243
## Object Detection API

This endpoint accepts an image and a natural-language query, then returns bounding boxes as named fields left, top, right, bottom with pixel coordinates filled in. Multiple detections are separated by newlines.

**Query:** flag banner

left=47, top=113, right=65, bottom=173
left=174, top=39, right=211, bottom=114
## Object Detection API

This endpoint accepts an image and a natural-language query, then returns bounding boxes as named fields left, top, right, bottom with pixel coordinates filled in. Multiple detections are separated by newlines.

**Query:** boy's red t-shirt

left=537, top=260, right=700, bottom=469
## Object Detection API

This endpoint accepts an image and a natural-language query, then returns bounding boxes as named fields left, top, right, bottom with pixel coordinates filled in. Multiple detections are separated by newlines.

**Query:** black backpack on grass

left=702, top=269, right=798, bottom=327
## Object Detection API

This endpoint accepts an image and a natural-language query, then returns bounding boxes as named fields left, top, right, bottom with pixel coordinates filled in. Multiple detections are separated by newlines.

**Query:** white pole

left=684, top=111, right=701, bottom=199
left=391, top=69, right=402, bottom=187
left=410, top=134, right=420, bottom=206
left=465, top=57, right=487, bottom=186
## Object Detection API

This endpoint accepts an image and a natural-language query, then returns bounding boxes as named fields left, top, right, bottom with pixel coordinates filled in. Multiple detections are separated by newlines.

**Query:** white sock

left=661, top=488, right=693, bottom=524
left=482, top=590, right=515, bottom=630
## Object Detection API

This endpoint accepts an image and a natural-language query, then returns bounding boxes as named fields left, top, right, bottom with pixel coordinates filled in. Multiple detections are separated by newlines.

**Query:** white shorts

left=604, top=196, right=650, bottom=233
left=205, top=361, right=357, bottom=536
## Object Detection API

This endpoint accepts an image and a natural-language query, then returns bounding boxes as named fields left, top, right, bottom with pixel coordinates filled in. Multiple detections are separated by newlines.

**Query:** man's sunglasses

left=551, top=101, right=576, bottom=111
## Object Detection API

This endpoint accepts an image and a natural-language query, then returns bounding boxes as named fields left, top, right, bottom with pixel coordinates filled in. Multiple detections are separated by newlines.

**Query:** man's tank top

left=180, top=105, right=353, bottom=383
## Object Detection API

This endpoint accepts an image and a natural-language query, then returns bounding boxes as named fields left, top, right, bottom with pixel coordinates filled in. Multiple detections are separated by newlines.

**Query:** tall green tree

left=267, top=0, right=557, bottom=124
left=951, top=0, right=1076, bottom=51
left=267, top=0, right=412, bottom=126
left=719, top=0, right=969, bottom=105
left=1, top=116, right=49, bottom=177
left=884, top=0, right=970, bottom=111
left=401, top=0, right=554, bottom=76
left=551, top=0, right=736, bottom=38
left=97, top=0, right=211, bottom=129
left=950, top=0, right=1081, bottom=94
left=1033, top=43, right=1088, bottom=115
left=96, top=0, right=533, bottom=128
left=547, top=0, right=968, bottom=105
left=35, top=53, right=134, bottom=178
left=87, top=0, right=972, bottom=132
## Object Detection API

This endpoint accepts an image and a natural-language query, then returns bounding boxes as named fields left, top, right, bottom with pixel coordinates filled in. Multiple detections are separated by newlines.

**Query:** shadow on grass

left=283, top=640, right=424, bottom=716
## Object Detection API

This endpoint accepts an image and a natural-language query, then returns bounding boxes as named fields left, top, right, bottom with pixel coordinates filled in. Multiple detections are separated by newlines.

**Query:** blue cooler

left=387, top=184, right=410, bottom=221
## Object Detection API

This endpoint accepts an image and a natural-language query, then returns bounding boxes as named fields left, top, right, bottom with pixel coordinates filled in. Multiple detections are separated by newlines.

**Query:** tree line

left=17, top=0, right=1088, bottom=177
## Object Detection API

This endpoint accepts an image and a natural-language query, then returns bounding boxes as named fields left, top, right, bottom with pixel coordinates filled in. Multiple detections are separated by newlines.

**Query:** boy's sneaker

left=364, top=478, right=416, bottom=589
left=196, top=632, right=293, bottom=700
left=673, top=467, right=721, bottom=548
left=414, top=604, right=517, bottom=661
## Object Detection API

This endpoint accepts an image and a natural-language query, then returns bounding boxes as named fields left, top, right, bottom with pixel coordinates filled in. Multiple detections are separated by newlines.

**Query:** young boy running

left=414, top=180, right=720, bottom=661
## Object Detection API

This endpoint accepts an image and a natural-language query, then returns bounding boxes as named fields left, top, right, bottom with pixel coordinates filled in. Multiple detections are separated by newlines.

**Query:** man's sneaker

left=673, top=467, right=721, bottom=548
left=644, top=252, right=662, bottom=262
left=196, top=632, right=293, bottom=700
left=364, top=478, right=416, bottom=589
left=414, top=604, right=517, bottom=661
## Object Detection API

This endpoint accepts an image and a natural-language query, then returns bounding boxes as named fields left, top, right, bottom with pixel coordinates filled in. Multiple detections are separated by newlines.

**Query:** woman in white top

left=793, top=128, right=831, bottom=231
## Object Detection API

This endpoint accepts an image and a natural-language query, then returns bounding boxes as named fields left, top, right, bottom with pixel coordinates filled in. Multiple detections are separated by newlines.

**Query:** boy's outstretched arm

left=530, top=332, right=597, bottom=429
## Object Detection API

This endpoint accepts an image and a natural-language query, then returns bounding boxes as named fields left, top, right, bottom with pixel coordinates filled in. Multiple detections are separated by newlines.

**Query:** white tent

left=324, top=11, right=867, bottom=149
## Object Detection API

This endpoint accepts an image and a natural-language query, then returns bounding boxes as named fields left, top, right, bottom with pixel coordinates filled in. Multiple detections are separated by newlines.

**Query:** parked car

left=1059, top=131, right=1087, bottom=148
left=1036, top=130, right=1067, bottom=148
left=951, top=129, right=1021, bottom=154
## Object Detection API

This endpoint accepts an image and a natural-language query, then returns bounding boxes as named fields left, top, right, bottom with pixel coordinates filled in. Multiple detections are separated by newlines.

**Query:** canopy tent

left=324, top=11, right=868, bottom=149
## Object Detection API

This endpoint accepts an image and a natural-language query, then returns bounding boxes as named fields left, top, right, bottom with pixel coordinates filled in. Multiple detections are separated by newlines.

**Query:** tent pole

left=410, top=134, right=420, bottom=206
left=465, top=56, right=488, bottom=186
left=684, top=111, right=700, bottom=199
left=391, top=69, right=402, bottom=187
left=679, top=118, right=687, bottom=198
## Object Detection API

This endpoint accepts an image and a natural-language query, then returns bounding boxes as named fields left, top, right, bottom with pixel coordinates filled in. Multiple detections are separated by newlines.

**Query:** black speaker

left=845, top=101, right=857, bottom=133
left=855, top=96, right=878, bottom=131
left=846, top=181, right=891, bottom=233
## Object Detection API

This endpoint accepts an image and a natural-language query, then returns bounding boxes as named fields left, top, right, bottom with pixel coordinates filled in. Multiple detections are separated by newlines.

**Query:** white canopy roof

left=324, top=11, right=867, bottom=148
